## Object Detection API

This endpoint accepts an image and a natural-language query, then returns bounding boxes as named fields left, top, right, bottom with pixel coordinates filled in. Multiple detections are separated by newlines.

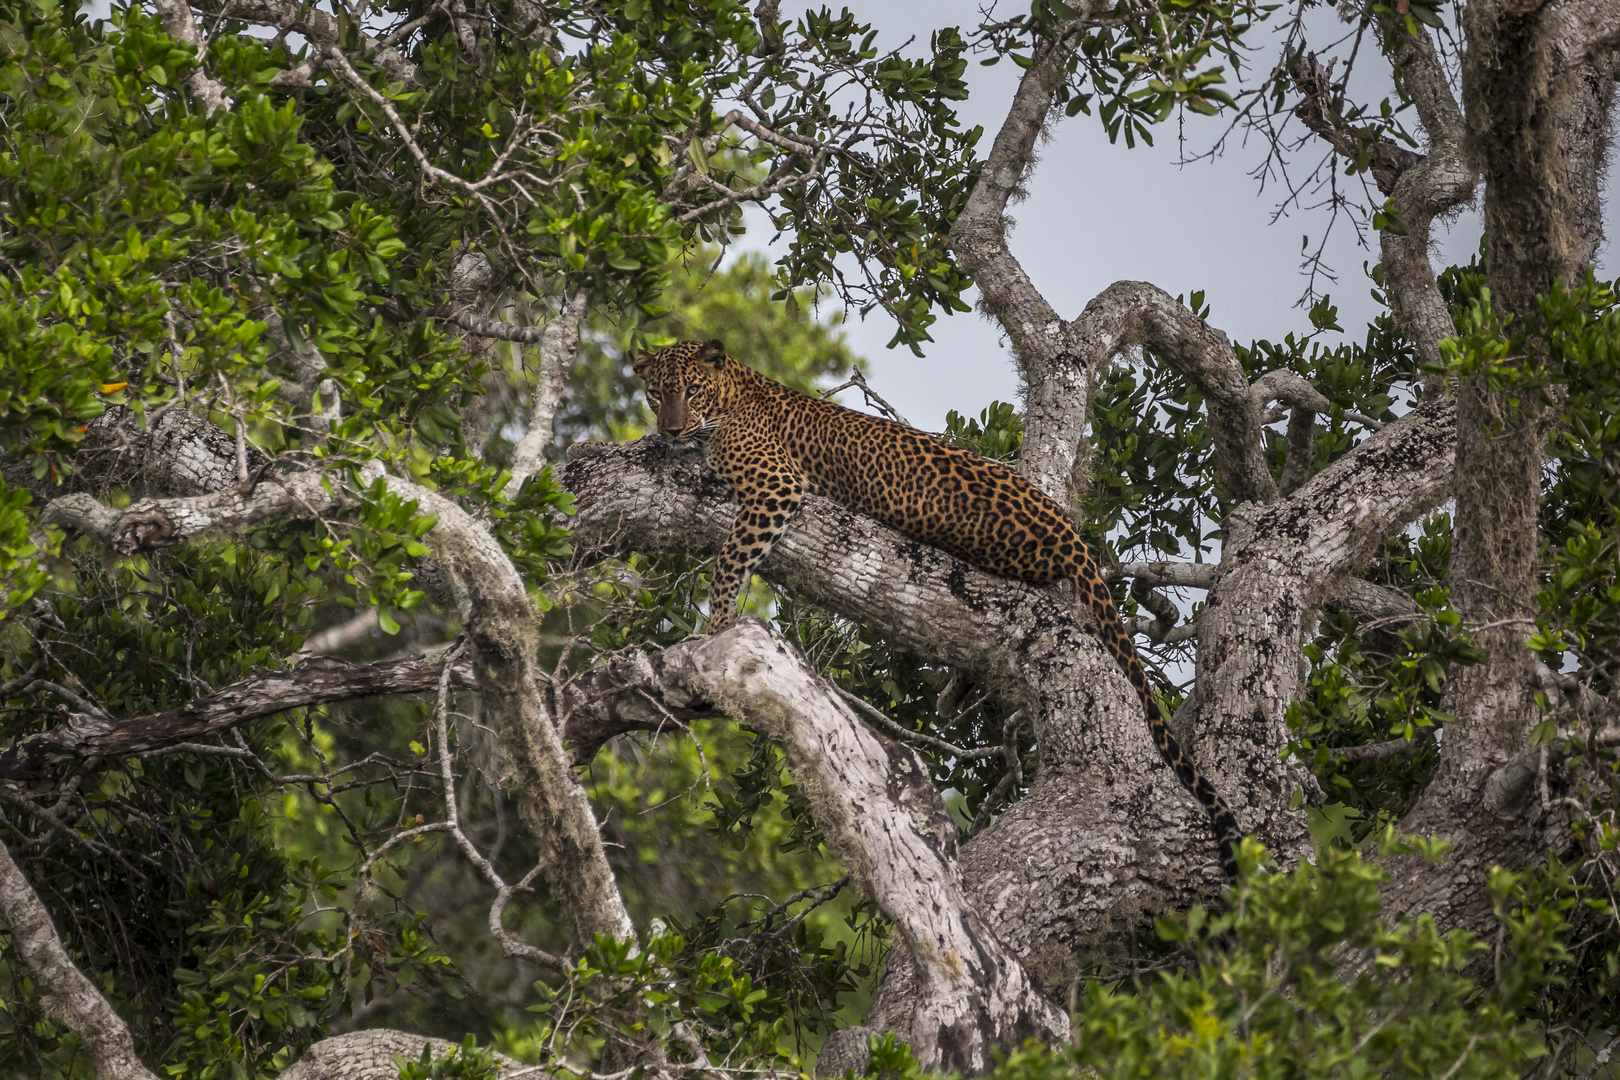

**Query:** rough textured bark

left=0, top=838, right=162, bottom=1080
left=569, top=622, right=1067, bottom=1072
left=1188, top=397, right=1456, bottom=855
left=150, top=0, right=230, bottom=114
left=945, top=20, right=1091, bottom=508
left=1076, top=281, right=1276, bottom=504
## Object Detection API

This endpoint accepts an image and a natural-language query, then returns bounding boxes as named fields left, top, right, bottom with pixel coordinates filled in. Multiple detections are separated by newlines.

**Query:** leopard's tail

left=1104, top=608, right=1243, bottom=880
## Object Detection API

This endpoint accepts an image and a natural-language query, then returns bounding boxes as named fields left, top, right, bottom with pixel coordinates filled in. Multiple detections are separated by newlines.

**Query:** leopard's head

left=631, top=338, right=731, bottom=444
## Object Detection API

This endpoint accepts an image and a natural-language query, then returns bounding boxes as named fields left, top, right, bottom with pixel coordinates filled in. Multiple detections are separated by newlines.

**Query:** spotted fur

left=632, top=338, right=1243, bottom=878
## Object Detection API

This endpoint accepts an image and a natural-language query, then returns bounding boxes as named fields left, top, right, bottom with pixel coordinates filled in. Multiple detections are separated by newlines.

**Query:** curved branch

left=1291, top=21, right=1475, bottom=374
left=0, top=838, right=161, bottom=1080
left=571, top=621, right=1068, bottom=1071
left=1077, top=281, right=1275, bottom=503
left=1189, top=396, right=1457, bottom=851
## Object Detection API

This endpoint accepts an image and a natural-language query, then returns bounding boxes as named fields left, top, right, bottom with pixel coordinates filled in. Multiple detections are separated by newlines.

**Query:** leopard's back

left=758, top=381, right=1082, bottom=583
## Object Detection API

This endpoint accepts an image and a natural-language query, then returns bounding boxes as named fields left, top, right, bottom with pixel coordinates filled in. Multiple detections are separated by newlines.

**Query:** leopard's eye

left=685, top=386, right=697, bottom=400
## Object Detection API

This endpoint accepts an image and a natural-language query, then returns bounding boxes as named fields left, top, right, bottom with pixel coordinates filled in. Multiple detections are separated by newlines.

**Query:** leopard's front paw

left=704, top=608, right=734, bottom=634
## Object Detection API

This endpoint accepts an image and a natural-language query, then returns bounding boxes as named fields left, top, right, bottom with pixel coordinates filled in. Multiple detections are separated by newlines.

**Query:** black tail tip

left=1219, top=840, right=1240, bottom=881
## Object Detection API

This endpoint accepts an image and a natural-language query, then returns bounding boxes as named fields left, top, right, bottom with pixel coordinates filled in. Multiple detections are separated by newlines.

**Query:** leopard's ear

left=630, top=349, right=657, bottom=378
left=696, top=339, right=728, bottom=372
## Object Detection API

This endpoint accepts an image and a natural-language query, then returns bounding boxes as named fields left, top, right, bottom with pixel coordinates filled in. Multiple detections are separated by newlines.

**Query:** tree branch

left=150, top=0, right=231, bottom=115
left=1290, top=22, right=1474, bottom=375
left=508, top=290, right=587, bottom=493
left=0, top=656, right=472, bottom=783
left=568, top=621, right=1068, bottom=1071
left=1188, top=396, right=1457, bottom=852
left=280, top=1030, right=521, bottom=1080
left=946, top=24, right=1086, bottom=506
left=0, top=837, right=162, bottom=1080
left=1077, top=281, right=1275, bottom=504
left=1329, top=726, right=1438, bottom=762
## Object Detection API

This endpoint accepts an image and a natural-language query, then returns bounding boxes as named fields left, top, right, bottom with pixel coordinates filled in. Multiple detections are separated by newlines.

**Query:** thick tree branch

left=379, top=475, right=638, bottom=946
left=1379, top=19, right=1475, bottom=376
left=43, top=469, right=341, bottom=555
left=0, top=837, right=161, bottom=1080
left=280, top=1030, right=521, bottom=1080
left=1078, top=281, right=1274, bottom=503
left=560, top=439, right=1278, bottom=979
left=1188, top=396, right=1457, bottom=852
left=946, top=23, right=1087, bottom=506
left=568, top=621, right=1067, bottom=1071
left=1560, top=0, right=1620, bottom=63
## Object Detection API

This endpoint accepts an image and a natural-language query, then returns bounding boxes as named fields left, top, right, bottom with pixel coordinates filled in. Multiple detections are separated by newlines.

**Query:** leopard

left=632, top=337, right=1243, bottom=878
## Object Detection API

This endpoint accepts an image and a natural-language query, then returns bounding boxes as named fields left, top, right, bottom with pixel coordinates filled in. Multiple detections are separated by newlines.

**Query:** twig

left=835, top=688, right=999, bottom=759
left=820, top=367, right=911, bottom=427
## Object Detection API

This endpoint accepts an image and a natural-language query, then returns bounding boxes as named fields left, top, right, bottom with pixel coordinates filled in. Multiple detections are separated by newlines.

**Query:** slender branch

left=507, top=291, right=588, bottom=493
left=0, top=656, right=473, bottom=783
left=821, top=367, right=911, bottom=427
left=836, top=687, right=1001, bottom=760
left=428, top=646, right=565, bottom=971
left=1328, top=726, right=1438, bottom=762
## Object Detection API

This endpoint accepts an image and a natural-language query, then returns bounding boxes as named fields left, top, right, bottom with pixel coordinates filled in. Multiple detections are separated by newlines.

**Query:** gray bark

left=568, top=622, right=1067, bottom=1071
left=1379, top=0, right=1620, bottom=934
left=279, top=1030, right=522, bottom=1080
left=0, top=838, right=161, bottom=1080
